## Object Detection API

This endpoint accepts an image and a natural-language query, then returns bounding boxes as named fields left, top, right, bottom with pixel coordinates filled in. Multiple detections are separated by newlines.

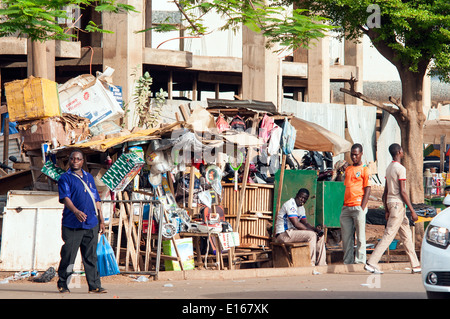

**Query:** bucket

left=389, top=239, right=398, bottom=250
left=377, top=239, right=398, bottom=250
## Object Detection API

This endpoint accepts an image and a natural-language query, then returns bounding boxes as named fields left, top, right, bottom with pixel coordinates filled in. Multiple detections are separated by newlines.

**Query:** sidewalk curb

left=155, top=262, right=413, bottom=281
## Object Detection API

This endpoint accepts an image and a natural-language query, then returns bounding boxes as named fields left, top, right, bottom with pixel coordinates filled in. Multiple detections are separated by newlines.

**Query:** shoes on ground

left=89, top=287, right=107, bottom=294
left=58, top=286, right=70, bottom=293
left=411, top=267, right=421, bottom=274
left=364, top=263, right=384, bottom=274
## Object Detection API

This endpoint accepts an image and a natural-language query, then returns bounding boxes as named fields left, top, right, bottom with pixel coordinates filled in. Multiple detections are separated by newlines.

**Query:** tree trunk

left=396, top=68, right=427, bottom=205
left=396, top=68, right=428, bottom=249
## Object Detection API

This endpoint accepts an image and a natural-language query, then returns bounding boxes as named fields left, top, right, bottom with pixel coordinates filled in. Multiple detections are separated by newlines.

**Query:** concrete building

left=0, top=1, right=447, bottom=129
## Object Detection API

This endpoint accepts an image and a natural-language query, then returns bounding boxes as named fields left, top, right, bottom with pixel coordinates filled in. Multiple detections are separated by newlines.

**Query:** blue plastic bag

left=280, top=118, right=296, bottom=155
left=96, top=234, right=120, bottom=277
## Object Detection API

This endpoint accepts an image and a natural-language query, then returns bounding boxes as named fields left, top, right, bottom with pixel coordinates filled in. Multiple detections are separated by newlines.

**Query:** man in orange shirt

left=338, top=144, right=371, bottom=264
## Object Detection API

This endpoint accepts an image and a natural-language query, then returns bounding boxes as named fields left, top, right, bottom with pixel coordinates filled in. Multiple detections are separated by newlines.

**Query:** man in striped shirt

left=275, top=188, right=326, bottom=266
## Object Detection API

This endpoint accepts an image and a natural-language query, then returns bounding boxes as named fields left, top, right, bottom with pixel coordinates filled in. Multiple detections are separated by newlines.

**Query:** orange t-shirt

left=343, top=164, right=371, bottom=206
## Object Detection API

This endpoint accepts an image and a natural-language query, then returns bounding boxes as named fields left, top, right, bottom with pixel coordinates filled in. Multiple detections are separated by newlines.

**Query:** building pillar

left=307, top=36, right=330, bottom=103
left=241, top=26, right=279, bottom=107
left=344, top=37, right=363, bottom=105
left=27, top=40, right=55, bottom=80
left=102, top=0, right=144, bottom=129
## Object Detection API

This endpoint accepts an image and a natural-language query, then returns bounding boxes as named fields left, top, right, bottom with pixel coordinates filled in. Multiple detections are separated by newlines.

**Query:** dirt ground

left=0, top=184, right=425, bottom=287
left=0, top=270, right=158, bottom=287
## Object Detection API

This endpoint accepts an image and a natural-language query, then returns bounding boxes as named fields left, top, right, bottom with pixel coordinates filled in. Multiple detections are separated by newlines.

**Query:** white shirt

left=385, top=161, right=407, bottom=203
left=275, top=198, right=306, bottom=235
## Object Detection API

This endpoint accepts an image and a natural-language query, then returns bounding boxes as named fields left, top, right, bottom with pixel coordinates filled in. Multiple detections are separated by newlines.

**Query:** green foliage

left=0, top=0, right=137, bottom=42
left=128, top=67, right=166, bottom=129
left=299, top=0, right=450, bottom=82
left=155, top=0, right=335, bottom=52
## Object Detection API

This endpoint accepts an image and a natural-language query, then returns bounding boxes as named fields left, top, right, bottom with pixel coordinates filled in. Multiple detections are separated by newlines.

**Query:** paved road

left=0, top=268, right=426, bottom=300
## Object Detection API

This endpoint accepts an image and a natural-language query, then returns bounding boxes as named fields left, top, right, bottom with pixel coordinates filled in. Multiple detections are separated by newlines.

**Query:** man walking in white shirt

left=365, top=143, right=421, bottom=274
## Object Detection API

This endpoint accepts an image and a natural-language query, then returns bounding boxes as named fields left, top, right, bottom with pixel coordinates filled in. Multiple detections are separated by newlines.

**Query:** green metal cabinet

left=315, top=181, right=345, bottom=228
left=273, top=170, right=318, bottom=225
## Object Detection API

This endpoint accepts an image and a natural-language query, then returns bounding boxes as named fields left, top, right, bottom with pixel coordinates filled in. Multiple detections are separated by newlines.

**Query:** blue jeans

left=340, top=206, right=367, bottom=264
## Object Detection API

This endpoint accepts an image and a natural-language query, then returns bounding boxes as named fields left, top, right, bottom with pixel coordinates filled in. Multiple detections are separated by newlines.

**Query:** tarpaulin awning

left=67, top=121, right=185, bottom=152
left=290, top=117, right=352, bottom=155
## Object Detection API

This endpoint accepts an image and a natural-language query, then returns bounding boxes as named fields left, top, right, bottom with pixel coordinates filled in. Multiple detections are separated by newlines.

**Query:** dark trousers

left=57, top=225, right=101, bottom=290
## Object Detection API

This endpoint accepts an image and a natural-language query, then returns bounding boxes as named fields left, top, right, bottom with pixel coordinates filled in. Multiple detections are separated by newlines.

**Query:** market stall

left=423, top=118, right=450, bottom=208
left=1, top=73, right=356, bottom=274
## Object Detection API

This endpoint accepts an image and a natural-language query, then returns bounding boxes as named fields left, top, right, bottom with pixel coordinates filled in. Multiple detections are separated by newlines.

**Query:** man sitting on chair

left=275, top=188, right=327, bottom=266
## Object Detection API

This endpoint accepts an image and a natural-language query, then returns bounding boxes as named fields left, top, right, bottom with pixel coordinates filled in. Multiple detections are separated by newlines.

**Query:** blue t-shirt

left=58, top=168, right=101, bottom=229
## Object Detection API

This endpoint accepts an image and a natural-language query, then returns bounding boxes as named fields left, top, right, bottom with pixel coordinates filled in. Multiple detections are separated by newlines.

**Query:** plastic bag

left=280, top=119, right=296, bottom=155
left=96, top=234, right=120, bottom=277
left=216, top=113, right=230, bottom=133
left=230, top=114, right=246, bottom=131
left=259, top=114, right=274, bottom=143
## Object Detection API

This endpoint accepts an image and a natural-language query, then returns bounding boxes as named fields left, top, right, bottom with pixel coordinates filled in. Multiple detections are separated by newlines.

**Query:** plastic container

left=424, top=168, right=432, bottom=196
left=377, top=238, right=398, bottom=250
left=389, top=239, right=398, bottom=250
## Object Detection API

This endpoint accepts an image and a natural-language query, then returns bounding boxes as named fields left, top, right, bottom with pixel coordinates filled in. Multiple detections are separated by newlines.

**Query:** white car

left=421, top=206, right=450, bottom=299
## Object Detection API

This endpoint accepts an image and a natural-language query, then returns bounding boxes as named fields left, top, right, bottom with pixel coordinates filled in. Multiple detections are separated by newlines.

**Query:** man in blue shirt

left=57, top=149, right=107, bottom=293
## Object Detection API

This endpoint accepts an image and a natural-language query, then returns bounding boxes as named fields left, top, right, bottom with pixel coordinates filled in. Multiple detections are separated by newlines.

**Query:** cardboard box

left=58, top=74, right=124, bottom=127
left=163, top=238, right=195, bottom=271
left=100, top=153, right=145, bottom=192
left=5, top=76, right=61, bottom=122
left=17, top=115, right=91, bottom=151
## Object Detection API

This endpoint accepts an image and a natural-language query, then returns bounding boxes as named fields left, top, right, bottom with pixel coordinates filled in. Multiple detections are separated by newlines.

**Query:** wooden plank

left=117, top=193, right=137, bottom=271
left=179, top=104, right=191, bottom=121
left=123, top=191, right=145, bottom=271
left=235, top=114, right=259, bottom=233
left=116, top=192, right=124, bottom=262
left=144, top=202, right=154, bottom=272
left=188, top=166, right=195, bottom=209
left=274, top=154, right=287, bottom=231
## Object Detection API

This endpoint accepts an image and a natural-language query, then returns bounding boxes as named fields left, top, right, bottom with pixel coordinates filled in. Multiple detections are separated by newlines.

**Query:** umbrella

left=290, top=117, right=352, bottom=155
left=423, top=119, right=450, bottom=145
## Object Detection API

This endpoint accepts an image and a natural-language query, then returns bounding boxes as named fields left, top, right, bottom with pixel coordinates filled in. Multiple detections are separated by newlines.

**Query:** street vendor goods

left=101, top=152, right=145, bottom=192
left=5, top=76, right=61, bottom=122
left=58, top=73, right=124, bottom=127
left=41, top=160, right=66, bottom=181
left=17, top=114, right=90, bottom=151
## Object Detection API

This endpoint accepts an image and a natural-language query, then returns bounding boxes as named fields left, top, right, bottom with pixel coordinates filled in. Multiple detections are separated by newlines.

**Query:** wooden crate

left=221, top=183, right=274, bottom=215
left=271, top=242, right=310, bottom=268
left=221, top=183, right=274, bottom=247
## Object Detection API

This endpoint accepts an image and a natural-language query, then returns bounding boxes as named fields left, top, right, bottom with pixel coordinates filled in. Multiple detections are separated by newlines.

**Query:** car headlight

left=426, top=225, right=450, bottom=248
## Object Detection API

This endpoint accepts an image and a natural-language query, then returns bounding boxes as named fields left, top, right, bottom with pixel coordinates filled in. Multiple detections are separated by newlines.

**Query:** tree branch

left=340, top=87, right=399, bottom=115
left=366, top=28, right=403, bottom=71
left=388, top=96, right=401, bottom=107
left=173, top=0, right=204, bottom=35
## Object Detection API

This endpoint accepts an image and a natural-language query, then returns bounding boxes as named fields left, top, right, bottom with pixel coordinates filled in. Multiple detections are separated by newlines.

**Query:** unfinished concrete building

left=0, top=1, right=368, bottom=120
